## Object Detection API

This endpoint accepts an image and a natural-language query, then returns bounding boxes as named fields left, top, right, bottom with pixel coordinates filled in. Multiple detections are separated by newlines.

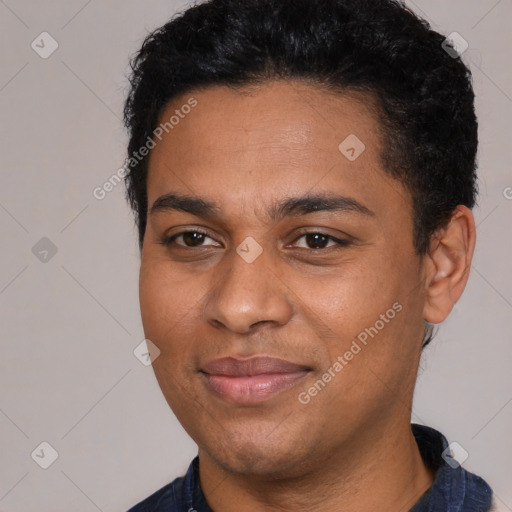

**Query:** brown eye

left=292, top=232, right=350, bottom=250
left=180, top=231, right=208, bottom=247
left=161, top=230, right=217, bottom=248
left=303, top=233, right=330, bottom=249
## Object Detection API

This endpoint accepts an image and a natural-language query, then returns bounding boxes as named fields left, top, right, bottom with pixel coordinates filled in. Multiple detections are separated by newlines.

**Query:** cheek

left=310, top=254, right=423, bottom=366
left=139, top=263, right=199, bottom=411
left=305, top=260, right=398, bottom=332
left=139, top=260, right=198, bottom=352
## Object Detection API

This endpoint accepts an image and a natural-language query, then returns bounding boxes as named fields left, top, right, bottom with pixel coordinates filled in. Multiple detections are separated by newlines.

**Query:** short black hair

left=123, top=0, right=478, bottom=258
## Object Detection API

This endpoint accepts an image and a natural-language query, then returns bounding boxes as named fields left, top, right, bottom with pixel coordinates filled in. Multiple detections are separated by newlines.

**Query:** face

left=139, top=80, right=429, bottom=477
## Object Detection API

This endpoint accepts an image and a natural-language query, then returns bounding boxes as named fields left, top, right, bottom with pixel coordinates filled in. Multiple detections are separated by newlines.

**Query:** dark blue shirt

left=127, top=424, right=493, bottom=511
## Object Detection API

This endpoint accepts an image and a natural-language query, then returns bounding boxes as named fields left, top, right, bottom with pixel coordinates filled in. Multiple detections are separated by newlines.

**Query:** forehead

left=146, top=80, right=410, bottom=222
left=149, top=80, right=381, bottom=169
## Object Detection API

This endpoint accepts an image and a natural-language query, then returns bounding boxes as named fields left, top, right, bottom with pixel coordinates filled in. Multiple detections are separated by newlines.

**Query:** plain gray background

left=0, top=1, right=511, bottom=511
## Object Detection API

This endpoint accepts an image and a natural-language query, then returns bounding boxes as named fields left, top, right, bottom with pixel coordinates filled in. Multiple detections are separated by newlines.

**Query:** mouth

left=200, top=356, right=311, bottom=404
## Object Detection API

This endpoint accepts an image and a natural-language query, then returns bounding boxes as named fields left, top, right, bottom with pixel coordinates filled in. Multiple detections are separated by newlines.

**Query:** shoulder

left=411, top=423, right=494, bottom=511
left=461, top=469, right=494, bottom=511
left=126, top=475, right=186, bottom=512
left=126, top=456, right=203, bottom=512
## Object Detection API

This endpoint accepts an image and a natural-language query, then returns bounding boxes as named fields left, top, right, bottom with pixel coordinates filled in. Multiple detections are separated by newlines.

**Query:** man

left=123, top=0, right=494, bottom=510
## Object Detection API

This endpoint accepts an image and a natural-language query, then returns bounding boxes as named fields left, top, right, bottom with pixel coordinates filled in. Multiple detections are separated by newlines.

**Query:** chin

left=210, top=445, right=302, bottom=478
left=198, top=421, right=320, bottom=479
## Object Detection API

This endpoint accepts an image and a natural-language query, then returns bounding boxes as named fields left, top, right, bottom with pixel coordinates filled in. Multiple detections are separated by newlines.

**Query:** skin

left=139, top=80, right=476, bottom=511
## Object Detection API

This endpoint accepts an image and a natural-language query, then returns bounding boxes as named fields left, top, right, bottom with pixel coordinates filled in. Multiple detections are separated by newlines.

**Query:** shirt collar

left=410, top=423, right=493, bottom=511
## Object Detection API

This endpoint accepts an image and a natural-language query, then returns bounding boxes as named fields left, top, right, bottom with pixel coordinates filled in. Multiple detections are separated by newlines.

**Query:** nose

left=203, top=244, right=294, bottom=334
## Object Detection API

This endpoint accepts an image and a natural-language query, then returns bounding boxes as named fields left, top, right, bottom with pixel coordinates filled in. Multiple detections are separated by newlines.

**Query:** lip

left=201, top=356, right=311, bottom=404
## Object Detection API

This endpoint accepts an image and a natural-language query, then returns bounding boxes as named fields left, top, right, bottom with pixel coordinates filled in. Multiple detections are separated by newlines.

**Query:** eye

left=159, top=229, right=351, bottom=251
left=160, top=229, right=220, bottom=248
left=290, top=232, right=351, bottom=250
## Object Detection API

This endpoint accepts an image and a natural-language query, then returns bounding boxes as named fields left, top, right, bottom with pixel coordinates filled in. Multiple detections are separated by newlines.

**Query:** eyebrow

left=150, top=192, right=375, bottom=220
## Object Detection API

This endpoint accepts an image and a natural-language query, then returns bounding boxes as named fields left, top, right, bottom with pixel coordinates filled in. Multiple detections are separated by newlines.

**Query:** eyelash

left=158, top=229, right=351, bottom=251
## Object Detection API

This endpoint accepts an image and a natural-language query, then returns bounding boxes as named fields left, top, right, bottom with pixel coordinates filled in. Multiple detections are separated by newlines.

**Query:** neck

left=198, top=419, right=435, bottom=512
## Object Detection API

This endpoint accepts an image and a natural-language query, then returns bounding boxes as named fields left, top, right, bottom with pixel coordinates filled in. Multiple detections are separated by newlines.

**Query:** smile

left=200, top=356, right=311, bottom=404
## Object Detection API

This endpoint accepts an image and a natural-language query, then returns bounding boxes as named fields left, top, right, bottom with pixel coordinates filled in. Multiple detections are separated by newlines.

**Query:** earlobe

left=422, top=206, right=476, bottom=324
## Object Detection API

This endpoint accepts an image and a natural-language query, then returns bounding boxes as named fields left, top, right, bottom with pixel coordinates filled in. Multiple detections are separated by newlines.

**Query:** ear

left=422, top=205, right=476, bottom=324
